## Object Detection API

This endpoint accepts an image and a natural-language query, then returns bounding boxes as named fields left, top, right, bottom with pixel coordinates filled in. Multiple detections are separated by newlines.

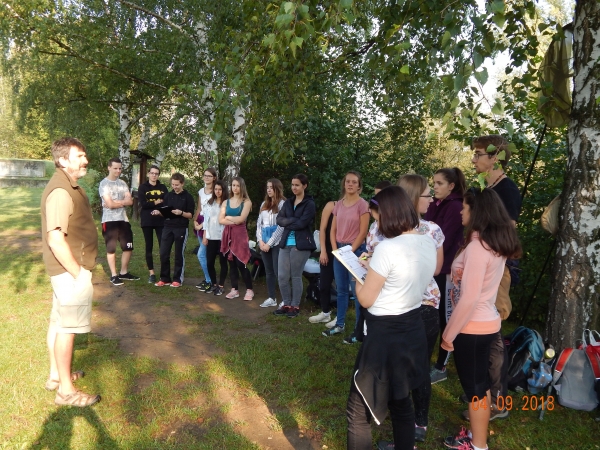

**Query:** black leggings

left=229, top=256, right=253, bottom=290
left=205, top=239, right=228, bottom=286
left=319, top=250, right=335, bottom=313
left=435, top=274, right=451, bottom=370
left=142, top=226, right=163, bottom=271
left=412, top=304, right=440, bottom=427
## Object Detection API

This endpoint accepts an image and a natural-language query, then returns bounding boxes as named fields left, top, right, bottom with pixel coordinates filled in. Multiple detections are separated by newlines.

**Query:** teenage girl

left=257, top=179, right=286, bottom=307
left=194, top=167, right=217, bottom=291
left=200, top=180, right=228, bottom=296
left=424, top=167, right=466, bottom=383
left=322, top=171, right=369, bottom=338
left=219, top=177, right=254, bottom=301
left=273, top=174, right=317, bottom=318
left=308, top=199, right=337, bottom=326
left=442, top=188, right=521, bottom=450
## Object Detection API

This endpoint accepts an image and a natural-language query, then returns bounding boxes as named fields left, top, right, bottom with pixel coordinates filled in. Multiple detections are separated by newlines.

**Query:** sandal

left=243, top=289, right=255, bottom=301
left=55, top=390, right=101, bottom=407
left=45, top=370, right=86, bottom=391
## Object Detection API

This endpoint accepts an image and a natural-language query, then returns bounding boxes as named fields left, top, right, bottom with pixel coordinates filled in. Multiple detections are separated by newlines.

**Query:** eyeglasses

left=149, top=172, right=160, bottom=176
left=472, top=152, right=489, bottom=161
left=203, top=174, right=215, bottom=178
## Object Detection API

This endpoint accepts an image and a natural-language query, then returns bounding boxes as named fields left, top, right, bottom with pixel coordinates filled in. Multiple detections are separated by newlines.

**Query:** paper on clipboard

left=332, top=245, right=368, bottom=285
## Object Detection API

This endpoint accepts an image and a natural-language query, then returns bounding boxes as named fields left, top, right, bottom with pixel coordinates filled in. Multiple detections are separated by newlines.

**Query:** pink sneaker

left=170, top=281, right=181, bottom=288
left=225, top=289, right=239, bottom=299
left=243, top=289, right=255, bottom=301
left=155, top=280, right=171, bottom=287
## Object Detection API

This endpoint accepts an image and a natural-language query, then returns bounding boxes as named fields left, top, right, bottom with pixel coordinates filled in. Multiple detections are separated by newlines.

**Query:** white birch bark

left=118, top=99, right=132, bottom=182
left=548, top=0, right=600, bottom=350
left=224, top=104, right=246, bottom=182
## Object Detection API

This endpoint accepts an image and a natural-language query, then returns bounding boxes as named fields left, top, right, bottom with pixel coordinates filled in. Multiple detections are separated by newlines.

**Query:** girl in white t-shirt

left=194, top=167, right=217, bottom=291
left=348, top=186, right=436, bottom=450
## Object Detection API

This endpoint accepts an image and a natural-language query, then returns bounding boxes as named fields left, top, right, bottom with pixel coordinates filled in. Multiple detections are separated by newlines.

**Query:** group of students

left=136, top=134, right=522, bottom=450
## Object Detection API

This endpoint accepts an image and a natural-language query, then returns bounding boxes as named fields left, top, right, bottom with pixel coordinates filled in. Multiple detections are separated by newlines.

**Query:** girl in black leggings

left=200, top=181, right=229, bottom=295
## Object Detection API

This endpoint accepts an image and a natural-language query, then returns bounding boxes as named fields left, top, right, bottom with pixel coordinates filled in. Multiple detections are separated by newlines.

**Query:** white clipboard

left=332, top=245, right=368, bottom=285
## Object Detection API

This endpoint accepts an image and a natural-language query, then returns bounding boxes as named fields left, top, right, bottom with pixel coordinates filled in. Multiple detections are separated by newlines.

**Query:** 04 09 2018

left=468, top=395, right=555, bottom=411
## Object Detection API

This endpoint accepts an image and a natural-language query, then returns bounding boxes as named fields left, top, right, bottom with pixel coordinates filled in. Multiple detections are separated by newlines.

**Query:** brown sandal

left=44, top=370, right=85, bottom=391
left=55, top=390, right=100, bottom=407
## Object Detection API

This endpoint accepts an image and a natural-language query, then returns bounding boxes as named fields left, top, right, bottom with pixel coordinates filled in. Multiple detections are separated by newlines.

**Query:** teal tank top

left=226, top=199, right=244, bottom=217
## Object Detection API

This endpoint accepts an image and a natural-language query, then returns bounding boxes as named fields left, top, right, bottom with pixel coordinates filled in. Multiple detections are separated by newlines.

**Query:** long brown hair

left=374, top=186, right=419, bottom=239
left=230, top=176, right=251, bottom=203
left=208, top=180, right=228, bottom=205
left=261, top=178, right=284, bottom=213
left=435, top=167, right=466, bottom=195
left=462, top=188, right=521, bottom=258
left=339, top=171, right=363, bottom=200
left=397, top=174, right=428, bottom=212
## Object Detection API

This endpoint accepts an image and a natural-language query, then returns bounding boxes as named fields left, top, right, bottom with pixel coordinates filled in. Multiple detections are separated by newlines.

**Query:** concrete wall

left=0, top=159, right=46, bottom=178
left=0, top=178, right=48, bottom=188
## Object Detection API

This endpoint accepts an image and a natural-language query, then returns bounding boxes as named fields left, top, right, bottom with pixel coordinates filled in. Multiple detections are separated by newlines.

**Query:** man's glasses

left=149, top=172, right=159, bottom=176
left=472, top=152, right=490, bottom=161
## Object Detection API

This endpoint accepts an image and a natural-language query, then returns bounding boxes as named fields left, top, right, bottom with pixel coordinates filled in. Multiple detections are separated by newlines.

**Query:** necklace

left=487, top=172, right=505, bottom=189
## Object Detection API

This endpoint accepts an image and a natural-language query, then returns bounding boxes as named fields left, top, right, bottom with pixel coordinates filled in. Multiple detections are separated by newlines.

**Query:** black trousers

left=412, top=304, right=440, bottom=427
left=205, top=239, right=228, bottom=286
left=347, top=379, right=415, bottom=450
left=159, top=227, right=188, bottom=283
left=319, top=250, right=335, bottom=314
left=141, top=226, right=163, bottom=271
left=229, top=256, right=252, bottom=290
left=434, top=274, right=451, bottom=369
left=488, top=332, right=509, bottom=404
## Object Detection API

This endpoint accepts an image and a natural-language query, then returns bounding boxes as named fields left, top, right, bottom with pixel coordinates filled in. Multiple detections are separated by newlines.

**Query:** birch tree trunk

left=223, top=104, right=246, bottom=183
left=547, top=0, right=600, bottom=351
left=118, top=100, right=132, bottom=185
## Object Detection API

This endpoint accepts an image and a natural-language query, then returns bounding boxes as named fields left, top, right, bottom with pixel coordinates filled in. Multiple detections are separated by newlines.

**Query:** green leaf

left=441, top=30, right=451, bottom=48
left=473, top=51, right=483, bottom=69
left=400, top=65, right=410, bottom=74
left=283, top=2, right=295, bottom=14
left=490, top=0, right=505, bottom=14
left=486, top=144, right=497, bottom=153
left=460, top=116, right=472, bottom=129
left=340, top=0, right=353, bottom=8
left=477, top=173, right=487, bottom=190
left=492, top=14, right=506, bottom=29
left=491, top=99, right=504, bottom=115
left=505, top=121, right=514, bottom=137
left=450, top=97, right=460, bottom=109
left=298, top=4, right=309, bottom=18
left=474, top=68, right=489, bottom=85
left=291, top=36, right=304, bottom=48
left=496, top=150, right=506, bottom=161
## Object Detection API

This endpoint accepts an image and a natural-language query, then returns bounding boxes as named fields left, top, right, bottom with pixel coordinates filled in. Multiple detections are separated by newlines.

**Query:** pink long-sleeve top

left=441, top=233, right=504, bottom=351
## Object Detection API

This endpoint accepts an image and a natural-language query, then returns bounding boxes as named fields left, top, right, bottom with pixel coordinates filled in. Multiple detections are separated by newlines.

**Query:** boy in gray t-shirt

left=98, top=158, right=139, bottom=285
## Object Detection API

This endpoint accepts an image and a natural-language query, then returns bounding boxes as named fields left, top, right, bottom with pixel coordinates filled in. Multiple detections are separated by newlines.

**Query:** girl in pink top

left=322, top=171, right=369, bottom=339
left=442, top=188, right=521, bottom=450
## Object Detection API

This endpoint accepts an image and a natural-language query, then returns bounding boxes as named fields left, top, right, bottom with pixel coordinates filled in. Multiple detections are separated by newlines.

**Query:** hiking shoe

left=377, top=441, right=394, bottom=450
left=274, top=305, right=290, bottom=316
left=225, top=289, right=239, bottom=299
left=322, top=325, right=345, bottom=337
left=430, top=367, right=448, bottom=384
left=325, top=317, right=337, bottom=328
left=170, top=281, right=181, bottom=288
left=196, top=280, right=211, bottom=290
left=286, top=307, right=300, bottom=318
left=309, top=311, right=331, bottom=323
left=110, top=276, right=123, bottom=286
left=154, top=280, right=171, bottom=287
left=119, top=272, right=140, bottom=281
left=343, top=334, right=358, bottom=344
left=444, top=426, right=472, bottom=449
left=415, top=425, right=427, bottom=442
left=148, top=274, right=157, bottom=284
left=213, top=286, right=224, bottom=296
left=260, top=298, right=278, bottom=307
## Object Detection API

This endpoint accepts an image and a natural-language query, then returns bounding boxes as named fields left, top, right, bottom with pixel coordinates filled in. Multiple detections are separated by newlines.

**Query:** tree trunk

left=223, top=104, right=246, bottom=183
left=547, top=0, right=600, bottom=352
left=117, top=100, right=132, bottom=185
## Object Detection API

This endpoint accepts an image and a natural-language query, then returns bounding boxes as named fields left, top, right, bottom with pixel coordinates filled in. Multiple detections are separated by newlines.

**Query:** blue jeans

left=333, top=242, right=366, bottom=328
left=197, top=236, right=211, bottom=284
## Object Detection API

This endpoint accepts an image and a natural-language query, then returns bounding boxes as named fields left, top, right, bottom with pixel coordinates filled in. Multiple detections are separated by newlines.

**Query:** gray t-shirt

left=99, top=178, right=129, bottom=223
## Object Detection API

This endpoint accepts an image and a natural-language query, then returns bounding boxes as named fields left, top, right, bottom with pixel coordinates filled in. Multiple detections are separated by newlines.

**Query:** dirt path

left=92, top=270, right=322, bottom=450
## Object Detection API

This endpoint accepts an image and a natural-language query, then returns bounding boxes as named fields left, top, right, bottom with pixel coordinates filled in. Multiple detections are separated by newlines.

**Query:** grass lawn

left=1, top=186, right=599, bottom=449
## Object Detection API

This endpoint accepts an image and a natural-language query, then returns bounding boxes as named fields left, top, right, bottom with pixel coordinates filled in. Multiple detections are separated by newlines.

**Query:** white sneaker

left=325, top=317, right=337, bottom=329
left=309, top=311, right=331, bottom=324
left=278, top=301, right=284, bottom=308
left=260, top=298, right=278, bottom=308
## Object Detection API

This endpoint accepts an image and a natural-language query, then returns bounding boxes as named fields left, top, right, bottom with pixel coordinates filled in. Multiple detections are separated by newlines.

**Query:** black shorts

left=102, top=221, right=134, bottom=253
left=453, top=332, right=497, bottom=400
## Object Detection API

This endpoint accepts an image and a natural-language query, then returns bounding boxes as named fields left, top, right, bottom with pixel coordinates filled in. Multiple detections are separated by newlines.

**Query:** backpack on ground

left=505, top=326, right=546, bottom=391
left=548, top=330, right=600, bottom=412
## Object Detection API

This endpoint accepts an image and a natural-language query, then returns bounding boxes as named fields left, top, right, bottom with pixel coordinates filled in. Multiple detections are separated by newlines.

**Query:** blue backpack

left=505, top=326, right=545, bottom=391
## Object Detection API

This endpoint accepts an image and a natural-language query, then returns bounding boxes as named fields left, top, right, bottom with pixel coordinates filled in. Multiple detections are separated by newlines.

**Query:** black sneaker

left=119, top=272, right=140, bottom=281
left=148, top=274, right=157, bottom=284
left=274, top=305, right=290, bottom=316
left=204, top=284, right=216, bottom=293
left=213, top=286, right=224, bottom=296
left=377, top=441, right=394, bottom=450
left=110, top=276, right=123, bottom=286
left=196, top=280, right=211, bottom=290
left=343, top=334, right=358, bottom=344
left=286, top=307, right=300, bottom=318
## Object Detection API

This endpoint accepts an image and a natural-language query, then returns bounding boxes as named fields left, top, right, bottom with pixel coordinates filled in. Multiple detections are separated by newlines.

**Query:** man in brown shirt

left=41, top=137, right=100, bottom=407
